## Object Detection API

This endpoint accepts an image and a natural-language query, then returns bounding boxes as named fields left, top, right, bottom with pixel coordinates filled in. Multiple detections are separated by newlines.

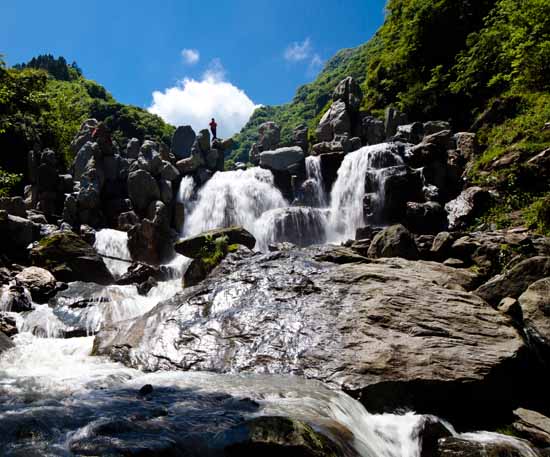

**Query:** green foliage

left=0, top=54, right=174, bottom=182
left=524, top=195, right=550, bottom=235
left=198, top=235, right=232, bottom=270
left=0, top=168, right=22, bottom=197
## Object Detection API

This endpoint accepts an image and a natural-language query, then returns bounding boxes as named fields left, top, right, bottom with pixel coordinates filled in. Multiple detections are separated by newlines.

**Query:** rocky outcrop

left=475, top=256, right=550, bottom=306
left=171, top=125, right=196, bottom=159
left=174, top=226, right=256, bottom=258
left=0, top=211, right=41, bottom=260
left=518, top=278, right=550, bottom=353
left=0, top=284, right=33, bottom=312
left=259, top=146, right=305, bottom=171
left=367, top=224, right=420, bottom=260
left=445, top=187, right=492, bottom=230
left=95, top=247, right=527, bottom=426
left=30, top=231, right=113, bottom=284
left=15, top=266, right=58, bottom=303
left=249, top=122, right=281, bottom=165
left=127, top=169, right=160, bottom=213
left=512, top=408, right=550, bottom=448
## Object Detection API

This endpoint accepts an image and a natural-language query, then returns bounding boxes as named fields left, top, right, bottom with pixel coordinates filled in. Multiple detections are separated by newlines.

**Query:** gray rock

left=73, top=142, right=100, bottom=182
left=361, top=116, right=385, bottom=145
left=174, top=226, right=256, bottom=258
left=258, top=121, right=281, bottom=151
left=118, top=211, right=140, bottom=232
left=126, top=138, right=140, bottom=159
left=15, top=266, right=57, bottom=303
left=513, top=408, right=550, bottom=448
left=316, top=100, right=350, bottom=142
left=159, top=180, right=173, bottom=205
left=197, top=167, right=213, bottom=184
left=171, top=125, right=196, bottom=159
left=435, top=436, right=536, bottom=457
left=260, top=146, right=304, bottom=171
left=475, top=256, right=550, bottom=306
left=160, top=161, right=179, bottom=181
left=518, top=278, right=550, bottom=350
left=405, top=201, right=447, bottom=234
left=94, top=248, right=525, bottom=423
left=0, top=197, right=26, bottom=217
left=332, top=76, right=362, bottom=112
left=455, top=132, right=478, bottom=162
left=423, top=120, right=451, bottom=136
left=445, top=187, right=492, bottom=230
left=0, top=331, right=14, bottom=355
left=293, top=124, right=308, bottom=152
left=0, top=212, right=41, bottom=256
left=176, top=154, right=203, bottom=175
left=367, top=224, right=420, bottom=260
left=127, top=169, right=160, bottom=213
left=196, top=129, right=211, bottom=153
left=70, top=119, right=98, bottom=157
left=30, top=231, right=114, bottom=285
left=396, top=122, right=424, bottom=144
left=0, top=285, right=33, bottom=312
left=385, top=107, right=408, bottom=138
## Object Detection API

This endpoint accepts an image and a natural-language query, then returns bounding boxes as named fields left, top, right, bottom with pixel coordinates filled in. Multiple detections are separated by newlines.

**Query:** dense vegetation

left=0, top=54, right=174, bottom=193
left=231, top=0, right=550, bottom=231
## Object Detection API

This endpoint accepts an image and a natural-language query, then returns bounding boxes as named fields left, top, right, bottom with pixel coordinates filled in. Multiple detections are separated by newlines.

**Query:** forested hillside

left=0, top=54, right=174, bottom=192
left=231, top=0, right=550, bottom=231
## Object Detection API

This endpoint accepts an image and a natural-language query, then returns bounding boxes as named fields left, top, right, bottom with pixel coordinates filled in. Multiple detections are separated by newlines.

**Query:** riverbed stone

left=15, top=266, right=57, bottom=303
left=30, top=231, right=113, bottom=285
left=367, top=224, right=419, bottom=260
left=259, top=146, right=305, bottom=172
left=95, top=247, right=526, bottom=426
left=174, top=226, right=256, bottom=258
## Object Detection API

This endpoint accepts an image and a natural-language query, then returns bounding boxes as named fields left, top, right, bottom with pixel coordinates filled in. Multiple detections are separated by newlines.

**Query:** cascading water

left=327, top=143, right=404, bottom=242
left=305, top=155, right=328, bottom=207
left=94, top=228, right=132, bottom=278
left=182, top=167, right=287, bottom=247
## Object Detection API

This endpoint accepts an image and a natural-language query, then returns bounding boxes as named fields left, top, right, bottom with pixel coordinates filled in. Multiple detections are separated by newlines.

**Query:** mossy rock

left=174, top=226, right=255, bottom=259
left=223, top=416, right=344, bottom=457
left=30, top=231, right=113, bottom=285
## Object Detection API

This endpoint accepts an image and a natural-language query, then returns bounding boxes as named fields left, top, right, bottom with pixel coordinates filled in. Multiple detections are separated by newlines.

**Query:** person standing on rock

left=209, top=118, right=218, bottom=140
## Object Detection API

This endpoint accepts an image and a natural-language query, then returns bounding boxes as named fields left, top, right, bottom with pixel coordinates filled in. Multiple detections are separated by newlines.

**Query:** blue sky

left=2, top=0, right=386, bottom=137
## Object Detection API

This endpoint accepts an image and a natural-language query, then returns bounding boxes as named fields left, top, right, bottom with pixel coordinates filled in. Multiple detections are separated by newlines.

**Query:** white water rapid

left=327, top=143, right=404, bottom=242
left=182, top=167, right=288, bottom=247
left=93, top=228, right=132, bottom=278
left=305, top=155, right=328, bottom=207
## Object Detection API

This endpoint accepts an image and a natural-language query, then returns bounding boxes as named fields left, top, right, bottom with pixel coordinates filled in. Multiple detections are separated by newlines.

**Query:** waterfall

left=255, top=207, right=328, bottom=249
left=176, top=175, right=195, bottom=204
left=327, top=143, right=404, bottom=242
left=305, top=155, right=327, bottom=207
left=183, top=167, right=287, bottom=242
left=94, top=229, right=132, bottom=278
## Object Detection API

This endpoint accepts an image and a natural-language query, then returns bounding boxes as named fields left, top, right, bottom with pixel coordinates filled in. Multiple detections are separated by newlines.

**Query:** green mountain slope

left=231, top=0, right=550, bottom=231
left=0, top=54, right=174, bottom=189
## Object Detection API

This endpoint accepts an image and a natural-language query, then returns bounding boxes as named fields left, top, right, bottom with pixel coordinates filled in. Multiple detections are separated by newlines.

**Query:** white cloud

left=148, top=59, right=260, bottom=139
left=181, top=48, right=200, bottom=65
left=308, top=54, right=324, bottom=75
left=284, top=38, right=312, bottom=62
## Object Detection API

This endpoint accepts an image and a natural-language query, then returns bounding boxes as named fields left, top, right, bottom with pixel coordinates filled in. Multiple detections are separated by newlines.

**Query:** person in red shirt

left=209, top=118, right=218, bottom=140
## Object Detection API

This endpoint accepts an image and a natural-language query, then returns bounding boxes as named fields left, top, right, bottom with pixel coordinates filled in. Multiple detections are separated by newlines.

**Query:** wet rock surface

left=174, top=226, right=256, bottom=258
left=95, top=246, right=528, bottom=426
left=30, top=231, right=114, bottom=285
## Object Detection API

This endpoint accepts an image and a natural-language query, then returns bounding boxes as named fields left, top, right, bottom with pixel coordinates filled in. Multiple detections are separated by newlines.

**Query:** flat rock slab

left=95, top=247, right=525, bottom=424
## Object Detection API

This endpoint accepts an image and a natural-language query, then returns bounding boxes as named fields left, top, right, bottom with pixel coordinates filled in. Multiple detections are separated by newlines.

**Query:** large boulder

left=435, top=436, right=537, bottom=457
left=259, top=146, right=304, bottom=172
left=258, top=122, right=281, bottom=151
left=94, top=247, right=527, bottom=426
left=518, top=278, right=550, bottom=352
left=15, top=266, right=57, bottom=303
left=127, top=169, right=160, bottom=213
left=445, top=187, right=492, bottom=230
left=332, top=76, right=362, bottom=113
left=30, top=231, right=114, bottom=285
left=0, top=212, right=41, bottom=258
left=513, top=408, right=550, bottom=448
left=174, top=226, right=256, bottom=258
left=367, top=224, right=420, bottom=260
left=405, top=201, right=448, bottom=234
left=475, top=256, right=550, bottom=306
left=316, top=100, right=350, bottom=142
left=171, top=125, right=196, bottom=159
